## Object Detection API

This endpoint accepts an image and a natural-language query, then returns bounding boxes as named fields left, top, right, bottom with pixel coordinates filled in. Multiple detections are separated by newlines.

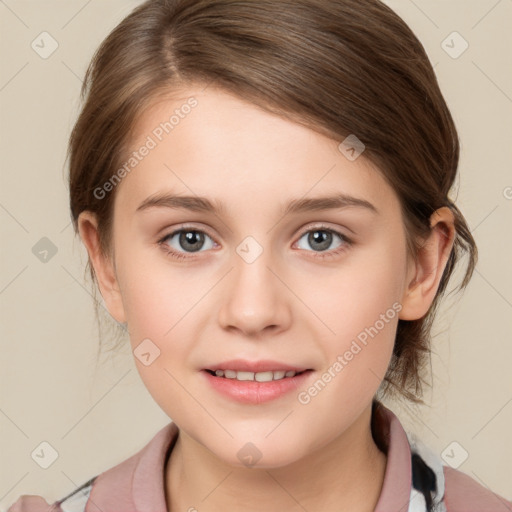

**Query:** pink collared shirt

left=8, top=403, right=512, bottom=512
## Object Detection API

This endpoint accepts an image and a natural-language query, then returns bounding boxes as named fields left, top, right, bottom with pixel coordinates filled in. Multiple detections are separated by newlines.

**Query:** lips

left=202, top=365, right=314, bottom=404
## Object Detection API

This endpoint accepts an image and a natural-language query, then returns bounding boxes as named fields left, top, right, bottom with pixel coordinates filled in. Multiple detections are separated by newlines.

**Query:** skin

left=78, top=85, right=455, bottom=512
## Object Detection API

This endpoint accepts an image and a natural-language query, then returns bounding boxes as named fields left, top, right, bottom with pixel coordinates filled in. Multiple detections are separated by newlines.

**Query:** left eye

left=295, top=227, right=350, bottom=254
left=160, top=229, right=216, bottom=256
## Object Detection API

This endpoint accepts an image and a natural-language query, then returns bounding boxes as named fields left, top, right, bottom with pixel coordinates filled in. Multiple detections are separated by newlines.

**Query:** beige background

left=1, top=0, right=511, bottom=508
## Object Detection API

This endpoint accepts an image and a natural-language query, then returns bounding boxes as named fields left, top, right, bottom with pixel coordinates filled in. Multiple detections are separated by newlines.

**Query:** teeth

left=237, top=371, right=255, bottom=381
left=255, top=371, right=273, bottom=382
left=211, top=369, right=299, bottom=381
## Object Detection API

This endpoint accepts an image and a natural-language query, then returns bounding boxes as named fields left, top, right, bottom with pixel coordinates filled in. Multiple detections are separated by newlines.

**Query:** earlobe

left=399, top=207, right=456, bottom=321
left=77, top=211, right=127, bottom=324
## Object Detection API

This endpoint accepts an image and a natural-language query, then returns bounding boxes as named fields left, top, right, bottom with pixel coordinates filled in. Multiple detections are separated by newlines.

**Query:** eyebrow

left=136, top=192, right=378, bottom=216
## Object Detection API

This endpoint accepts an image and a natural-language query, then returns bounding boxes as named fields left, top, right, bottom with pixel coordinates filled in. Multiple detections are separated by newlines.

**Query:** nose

left=217, top=244, right=292, bottom=337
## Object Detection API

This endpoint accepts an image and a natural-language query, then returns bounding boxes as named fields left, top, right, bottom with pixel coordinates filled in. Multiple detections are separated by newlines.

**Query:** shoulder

left=7, top=495, right=61, bottom=512
left=443, top=466, right=512, bottom=512
left=403, top=421, right=511, bottom=512
left=6, top=442, right=138, bottom=512
left=7, top=421, right=178, bottom=512
left=7, top=449, right=139, bottom=512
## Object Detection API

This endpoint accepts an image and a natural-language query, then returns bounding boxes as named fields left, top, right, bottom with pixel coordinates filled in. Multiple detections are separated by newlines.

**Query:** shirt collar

left=372, top=400, right=414, bottom=511
left=132, top=421, right=179, bottom=512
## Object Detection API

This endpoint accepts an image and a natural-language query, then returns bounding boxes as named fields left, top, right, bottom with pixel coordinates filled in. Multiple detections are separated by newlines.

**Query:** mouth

left=201, top=367, right=315, bottom=404
left=204, top=368, right=312, bottom=382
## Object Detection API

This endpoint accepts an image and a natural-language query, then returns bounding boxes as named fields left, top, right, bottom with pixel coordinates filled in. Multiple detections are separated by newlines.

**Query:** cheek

left=310, top=237, right=407, bottom=339
left=306, top=236, right=406, bottom=391
left=114, top=241, right=204, bottom=338
left=113, top=245, right=213, bottom=388
left=114, top=254, right=203, bottom=413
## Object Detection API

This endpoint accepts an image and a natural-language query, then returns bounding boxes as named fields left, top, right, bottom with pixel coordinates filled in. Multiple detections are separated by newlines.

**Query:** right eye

left=158, top=226, right=218, bottom=260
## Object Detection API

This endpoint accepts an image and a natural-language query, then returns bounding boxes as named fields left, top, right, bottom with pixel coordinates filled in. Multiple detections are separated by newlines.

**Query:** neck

left=165, top=402, right=387, bottom=512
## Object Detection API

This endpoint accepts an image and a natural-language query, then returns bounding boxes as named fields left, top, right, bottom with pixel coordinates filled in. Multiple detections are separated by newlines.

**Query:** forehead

left=115, top=85, right=399, bottom=218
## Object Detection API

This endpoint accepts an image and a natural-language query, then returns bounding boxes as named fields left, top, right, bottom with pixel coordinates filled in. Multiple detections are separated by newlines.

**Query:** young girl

left=9, top=0, right=511, bottom=511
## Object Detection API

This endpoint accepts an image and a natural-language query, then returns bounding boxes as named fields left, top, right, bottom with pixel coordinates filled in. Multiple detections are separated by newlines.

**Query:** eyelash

left=157, top=224, right=353, bottom=262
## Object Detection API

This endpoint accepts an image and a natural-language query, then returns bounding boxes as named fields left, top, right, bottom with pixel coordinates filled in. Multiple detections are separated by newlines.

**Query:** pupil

left=180, top=231, right=204, bottom=252
left=310, top=230, right=331, bottom=251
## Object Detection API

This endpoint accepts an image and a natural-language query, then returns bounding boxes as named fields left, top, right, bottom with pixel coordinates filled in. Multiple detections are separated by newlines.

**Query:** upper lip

left=204, top=359, right=312, bottom=373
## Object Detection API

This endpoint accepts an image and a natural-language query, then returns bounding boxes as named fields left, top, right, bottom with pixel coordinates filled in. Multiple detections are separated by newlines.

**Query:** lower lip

left=201, top=370, right=314, bottom=404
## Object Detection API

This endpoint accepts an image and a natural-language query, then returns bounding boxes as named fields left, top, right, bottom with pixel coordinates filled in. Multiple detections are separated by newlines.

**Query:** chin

left=213, top=437, right=306, bottom=470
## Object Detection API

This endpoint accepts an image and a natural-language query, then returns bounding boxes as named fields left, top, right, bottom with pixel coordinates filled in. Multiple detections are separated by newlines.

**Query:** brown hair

left=67, top=0, right=477, bottom=404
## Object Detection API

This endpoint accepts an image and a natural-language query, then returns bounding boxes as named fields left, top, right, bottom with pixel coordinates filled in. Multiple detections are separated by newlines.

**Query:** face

left=95, top=85, right=416, bottom=467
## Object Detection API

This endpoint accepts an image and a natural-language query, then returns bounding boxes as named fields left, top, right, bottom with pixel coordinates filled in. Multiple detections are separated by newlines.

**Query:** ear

left=399, top=206, right=456, bottom=320
left=77, top=211, right=126, bottom=324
